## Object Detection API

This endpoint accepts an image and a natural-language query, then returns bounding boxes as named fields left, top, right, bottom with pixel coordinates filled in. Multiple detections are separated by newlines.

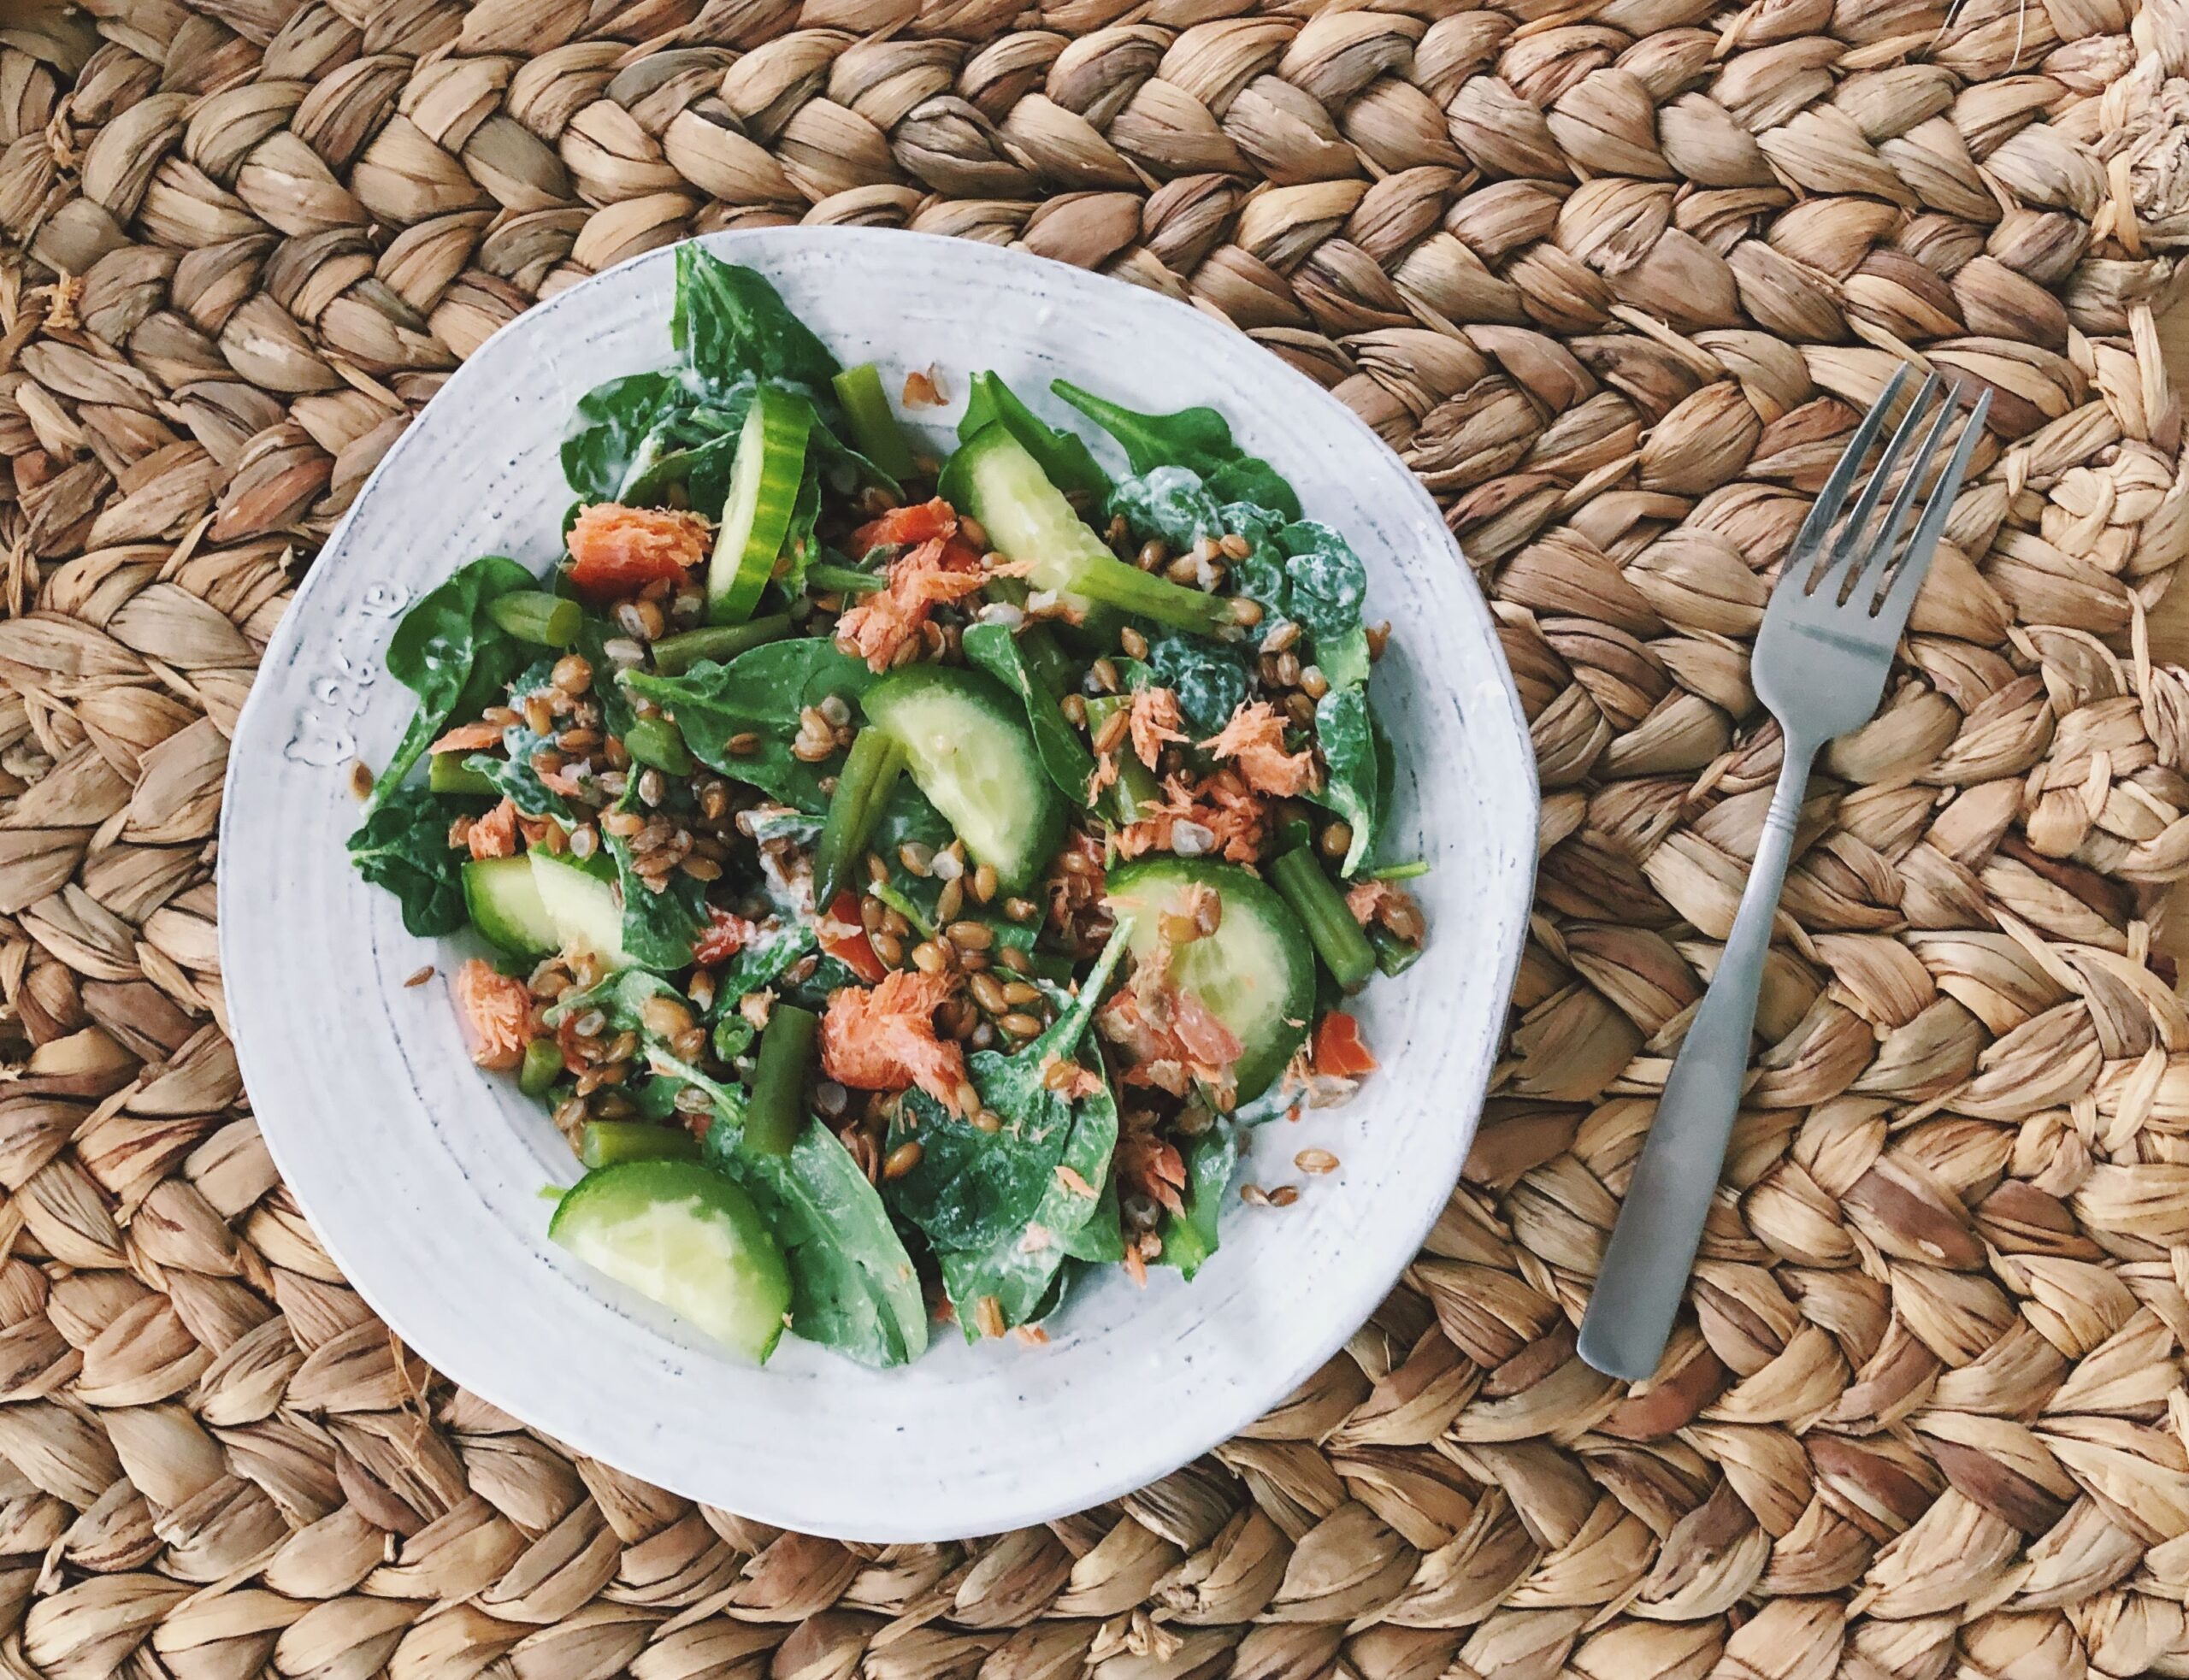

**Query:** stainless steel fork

left=1576, top=367, right=1991, bottom=1383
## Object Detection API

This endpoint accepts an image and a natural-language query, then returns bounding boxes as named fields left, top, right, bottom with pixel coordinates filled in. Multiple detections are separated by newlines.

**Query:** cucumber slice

left=949, top=426, right=1234, bottom=636
left=1106, top=858, right=1316, bottom=1100
left=529, top=849, right=631, bottom=969
left=708, top=386, right=812, bottom=625
left=550, top=1159, right=792, bottom=1361
left=862, top=666, right=1065, bottom=895
left=463, top=855, right=558, bottom=957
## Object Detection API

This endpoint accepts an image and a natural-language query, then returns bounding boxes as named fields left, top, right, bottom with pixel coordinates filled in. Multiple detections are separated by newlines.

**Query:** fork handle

left=1577, top=734, right=1819, bottom=1382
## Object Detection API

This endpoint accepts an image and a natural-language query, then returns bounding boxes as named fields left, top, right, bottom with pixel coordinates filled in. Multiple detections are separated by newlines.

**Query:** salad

left=346, top=246, right=1427, bottom=1366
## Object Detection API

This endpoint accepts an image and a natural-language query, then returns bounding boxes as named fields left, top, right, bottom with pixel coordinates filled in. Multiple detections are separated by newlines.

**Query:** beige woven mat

left=2, top=0, right=2188, bottom=1674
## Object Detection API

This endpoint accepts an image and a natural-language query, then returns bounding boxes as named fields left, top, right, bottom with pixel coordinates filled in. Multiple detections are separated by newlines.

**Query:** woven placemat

left=2, top=0, right=2189, bottom=1675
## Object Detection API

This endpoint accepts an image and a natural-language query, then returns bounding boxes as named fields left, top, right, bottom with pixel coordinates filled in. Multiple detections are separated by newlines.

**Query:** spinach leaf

left=885, top=923, right=1130, bottom=1252
left=889, top=923, right=1134, bottom=1334
left=1317, top=628, right=1372, bottom=692
left=961, top=372, right=1108, bottom=502
left=776, top=462, right=823, bottom=598
left=962, top=622, right=1096, bottom=805
left=1110, top=467, right=1224, bottom=551
left=682, top=1064, right=928, bottom=1367
left=936, top=1068, right=1118, bottom=1332
left=372, top=556, right=534, bottom=811
left=887, top=1085, right=1063, bottom=1253
left=673, top=246, right=839, bottom=395
left=601, top=784, right=707, bottom=974
left=571, top=619, right=636, bottom=741
left=572, top=970, right=928, bottom=1367
left=1159, top=1126, right=1238, bottom=1281
left=628, top=1075, right=684, bottom=1122
left=868, top=781, right=953, bottom=923
left=348, top=785, right=468, bottom=937
left=1143, top=634, right=1250, bottom=740
left=463, top=663, right=569, bottom=822
left=1222, top=502, right=1291, bottom=623
left=1275, top=522, right=1366, bottom=643
left=1206, top=457, right=1299, bottom=516
left=1060, top=1173, right=1124, bottom=1263
left=1053, top=380, right=1301, bottom=522
left=563, top=372, right=686, bottom=502
left=804, top=413, right=904, bottom=498
left=717, top=921, right=820, bottom=1004
left=620, top=639, right=879, bottom=814
left=1311, top=686, right=1379, bottom=876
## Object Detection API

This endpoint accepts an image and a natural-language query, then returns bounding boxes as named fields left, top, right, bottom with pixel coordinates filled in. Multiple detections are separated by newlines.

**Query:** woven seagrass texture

left=3, top=0, right=2189, bottom=1673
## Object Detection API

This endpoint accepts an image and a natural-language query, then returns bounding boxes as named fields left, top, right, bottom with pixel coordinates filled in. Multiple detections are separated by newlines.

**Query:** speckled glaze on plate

left=219, top=227, right=1537, bottom=1543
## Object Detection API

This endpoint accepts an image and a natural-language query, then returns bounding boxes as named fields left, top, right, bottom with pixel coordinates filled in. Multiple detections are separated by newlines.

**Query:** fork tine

left=1810, top=369, right=1945, bottom=598
left=1785, top=364, right=1910, bottom=564
left=1853, top=385, right=1961, bottom=604
left=1871, top=389, right=1991, bottom=632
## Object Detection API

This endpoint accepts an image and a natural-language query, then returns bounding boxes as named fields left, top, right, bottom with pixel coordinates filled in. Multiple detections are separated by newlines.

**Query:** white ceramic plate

left=221, top=228, right=1537, bottom=1541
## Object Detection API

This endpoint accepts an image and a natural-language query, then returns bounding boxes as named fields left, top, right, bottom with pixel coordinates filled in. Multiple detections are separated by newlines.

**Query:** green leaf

left=1109, top=466, right=1225, bottom=551
left=962, top=621, right=1097, bottom=805
left=717, top=922, right=821, bottom=1005
left=867, top=780, right=953, bottom=923
left=601, top=784, right=707, bottom=974
left=462, top=663, right=569, bottom=822
left=888, top=924, right=1135, bottom=1334
left=1059, top=1173, right=1124, bottom=1264
left=672, top=246, right=840, bottom=395
left=888, top=1083, right=1071, bottom=1253
left=1159, top=1126, right=1237, bottom=1281
left=371, top=555, right=535, bottom=810
left=347, top=784, right=468, bottom=937
left=571, top=970, right=929, bottom=1367
left=1053, top=380, right=1301, bottom=522
left=960, top=372, right=1108, bottom=502
left=620, top=639, right=879, bottom=814
left=1220, top=501, right=1290, bottom=622
left=1142, top=634, right=1250, bottom=740
left=1311, top=686, right=1379, bottom=876
left=1317, top=626, right=1372, bottom=692
left=688, top=1071, right=929, bottom=1367
left=775, top=461, right=824, bottom=599
left=885, top=923, right=1131, bottom=1250
left=562, top=372, right=686, bottom=501
left=936, top=1064, right=1116, bottom=1332
left=1274, top=521, right=1366, bottom=643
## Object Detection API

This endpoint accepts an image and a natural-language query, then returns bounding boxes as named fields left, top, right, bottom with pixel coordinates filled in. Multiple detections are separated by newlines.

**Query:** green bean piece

left=1368, top=859, right=1430, bottom=881
left=429, top=752, right=498, bottom=796
left=488, top=589, right=582, bottom=648
left=746, top=1004, right=819, bottom=1156
left=1272, top=846, right=1376, bottom=992
left=812, top=728, right=905, bottom=908
left=622, top=716, right=695, bottom=775
left=1085, top=696, right=1162, bottom=826
left=1369, top=925, right=1424, bottom=978
left=805, top=562, right=886, bottom=597
left=831, top=363, right=917, bottom=481
left=520, top=1038, right=564, bottom=1099
left=580, top=1120, right=701, bottom=1169
left=651, top=613, right=794, bottom=676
